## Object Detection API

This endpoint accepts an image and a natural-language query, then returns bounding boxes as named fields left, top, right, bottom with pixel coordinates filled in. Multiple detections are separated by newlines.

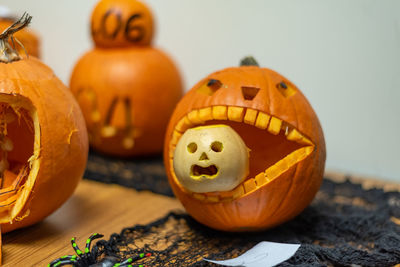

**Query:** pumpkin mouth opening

left=169, top=106, right=314, bottom=202
left=0, top=95, right=40, bottom=223
left=191, top=164, right=219, bottom=178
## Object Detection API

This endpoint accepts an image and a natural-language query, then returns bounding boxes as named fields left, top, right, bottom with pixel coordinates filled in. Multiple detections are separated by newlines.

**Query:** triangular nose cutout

left=241, top=86, right=260, bottom=100
left=199, top=152, right=209, bottom=161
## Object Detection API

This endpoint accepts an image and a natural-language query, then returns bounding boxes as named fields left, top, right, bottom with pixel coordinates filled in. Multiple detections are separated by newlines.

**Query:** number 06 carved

left=90, top=0, right=154, bottom=48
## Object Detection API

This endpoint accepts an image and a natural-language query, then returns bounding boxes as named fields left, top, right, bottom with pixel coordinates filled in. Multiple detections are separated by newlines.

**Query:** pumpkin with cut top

left=0, top=14, right=88, bottom=234
left=164, top=57, right=326, bottom=231
left=70, top=0, right=182, bottom=156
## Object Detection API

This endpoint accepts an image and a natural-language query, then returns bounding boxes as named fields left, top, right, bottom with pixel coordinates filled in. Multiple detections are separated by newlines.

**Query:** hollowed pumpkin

left=71, top=0, right=182, bottom=156
left=164, top=57, right=326, bottom=231
left=0, top=14, right=88, bottom=234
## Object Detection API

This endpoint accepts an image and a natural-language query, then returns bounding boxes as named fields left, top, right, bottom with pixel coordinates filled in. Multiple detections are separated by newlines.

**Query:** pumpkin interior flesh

left=0, top=96, right=40, bottom=223
left=207, top=120, right=304, bottom=178
left=0, top=104, right=32, bottom=204
left=170, top=106, right=315, bottom=202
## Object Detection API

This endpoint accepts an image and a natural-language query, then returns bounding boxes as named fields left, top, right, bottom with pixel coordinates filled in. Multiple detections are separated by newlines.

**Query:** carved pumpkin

left=0, top=13, right=40, bottom=58
left=71, top=0, right=182, bottom=157
left=0, top=14, right=88, bottom=233
left=164, top=57, right=326, bottom=231
left=91, top=0, right=154, bottom=48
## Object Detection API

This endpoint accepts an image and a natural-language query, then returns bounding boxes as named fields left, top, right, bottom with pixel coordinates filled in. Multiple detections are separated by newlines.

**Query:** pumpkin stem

left=240, top=57, right=259, bottom=67
left=0, top=12, right=31, bottom=63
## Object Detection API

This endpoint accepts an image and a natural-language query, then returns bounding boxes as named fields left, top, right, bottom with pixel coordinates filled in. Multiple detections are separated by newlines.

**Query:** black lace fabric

left=85, top=152, right=400, bottom=266
left=85, top=151, right=173, bottom=196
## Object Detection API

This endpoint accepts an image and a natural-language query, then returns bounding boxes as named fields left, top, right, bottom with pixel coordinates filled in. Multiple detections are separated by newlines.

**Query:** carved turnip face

left=173, top=125, right=249, bottom=193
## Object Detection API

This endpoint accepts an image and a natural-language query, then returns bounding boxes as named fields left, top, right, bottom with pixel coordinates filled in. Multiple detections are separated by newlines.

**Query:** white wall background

left=2, top=0, right=400, bottom=182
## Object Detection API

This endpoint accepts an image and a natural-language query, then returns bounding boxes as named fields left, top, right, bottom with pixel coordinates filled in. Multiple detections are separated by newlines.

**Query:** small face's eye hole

left=211, top=141, right=223, bottom=152
left=187, top=142, right=197, bottom=153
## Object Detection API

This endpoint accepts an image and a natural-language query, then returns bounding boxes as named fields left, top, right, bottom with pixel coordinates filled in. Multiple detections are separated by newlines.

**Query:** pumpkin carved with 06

left=164, top=58, right=326, bottom=231
left=0, top=14, right=88, bottom=233
left=70, top=0, right=182, bottom=156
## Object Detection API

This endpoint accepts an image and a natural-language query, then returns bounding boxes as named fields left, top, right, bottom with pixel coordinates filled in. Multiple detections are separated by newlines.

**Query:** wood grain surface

left=2, top=180, right=183, bottom=266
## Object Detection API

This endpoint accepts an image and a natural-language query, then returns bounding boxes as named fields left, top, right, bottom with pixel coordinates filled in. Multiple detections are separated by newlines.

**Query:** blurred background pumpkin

left=70, top=0, right=183, bottom=157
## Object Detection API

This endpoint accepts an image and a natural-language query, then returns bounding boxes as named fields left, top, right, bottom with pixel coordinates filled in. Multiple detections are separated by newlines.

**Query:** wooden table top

left=2, top=180, right=183, bottom=266
left=1, top=172, right=399, bottom=266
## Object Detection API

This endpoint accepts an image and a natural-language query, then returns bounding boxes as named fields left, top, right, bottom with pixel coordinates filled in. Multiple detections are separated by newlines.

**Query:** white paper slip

left=204, top=241, right=301, bottom=267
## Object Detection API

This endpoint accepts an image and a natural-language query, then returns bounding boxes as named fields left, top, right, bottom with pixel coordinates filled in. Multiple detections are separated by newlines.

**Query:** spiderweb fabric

left=89, top=175, right=400, bottom=266
left=84, top=150, right=173, bottom=196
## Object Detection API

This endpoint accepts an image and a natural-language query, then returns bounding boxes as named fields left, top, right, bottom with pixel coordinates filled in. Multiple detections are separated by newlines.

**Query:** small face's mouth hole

left=191, top=164, right=218, bottom=177
left=0, top=103, right=33, bottom=204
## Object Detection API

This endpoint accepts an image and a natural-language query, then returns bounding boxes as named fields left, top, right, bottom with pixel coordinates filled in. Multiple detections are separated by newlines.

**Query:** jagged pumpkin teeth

left=193, top=193, right=206, bottom=201
left=170, top=130, right=182, bottom=146
left=207, top=195, right=220, bottom=202
left=175, top=116, right=189, bottom=133
left=268, top=117, right=282, bottom=135
left=227, top=107, right=245, bottom=122
left=255, top=172, right=268, bottom=186
left=187, top=110, right=203, bottom=124
left=300, top=136, right=313, bottom=145
left=212, top=106, right=228, bottom=120
left=244, top=179, right=257, bottom=194
left=198, top=107, right=213, bottom=122
left=255, top=112, right=270, bottom=129
left=244, top=109, right=258, bottom=125
left=232, top=185, right=245, bottom=199
left=287, top=128, right=303, bottom=141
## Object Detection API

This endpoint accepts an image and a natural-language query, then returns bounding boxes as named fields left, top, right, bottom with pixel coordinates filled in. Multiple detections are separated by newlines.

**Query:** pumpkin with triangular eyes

left=164, top=58, right=326, bottom=231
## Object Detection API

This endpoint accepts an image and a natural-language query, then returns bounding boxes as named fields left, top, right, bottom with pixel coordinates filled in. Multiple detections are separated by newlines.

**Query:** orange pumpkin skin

left=91, top=0, right=154, bottom=48
left=164, top=64, right=326, bottom=231
left=71, top=0, right=182, bottom=157
left=70, top=47, right=182, bottom=156
left=0, top=18, right=40, bottom=58
left=0, top=57, right=88, bottom=233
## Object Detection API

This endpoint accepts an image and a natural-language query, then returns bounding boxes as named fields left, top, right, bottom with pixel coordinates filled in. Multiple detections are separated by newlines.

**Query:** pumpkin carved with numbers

left=164, top=58, right=326, bottom=231
left=71, top=0, right=182, bottom=156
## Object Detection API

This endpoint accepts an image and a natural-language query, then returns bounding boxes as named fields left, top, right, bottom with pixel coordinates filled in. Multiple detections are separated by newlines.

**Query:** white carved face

left=173, top=125, right=249, bottom=193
